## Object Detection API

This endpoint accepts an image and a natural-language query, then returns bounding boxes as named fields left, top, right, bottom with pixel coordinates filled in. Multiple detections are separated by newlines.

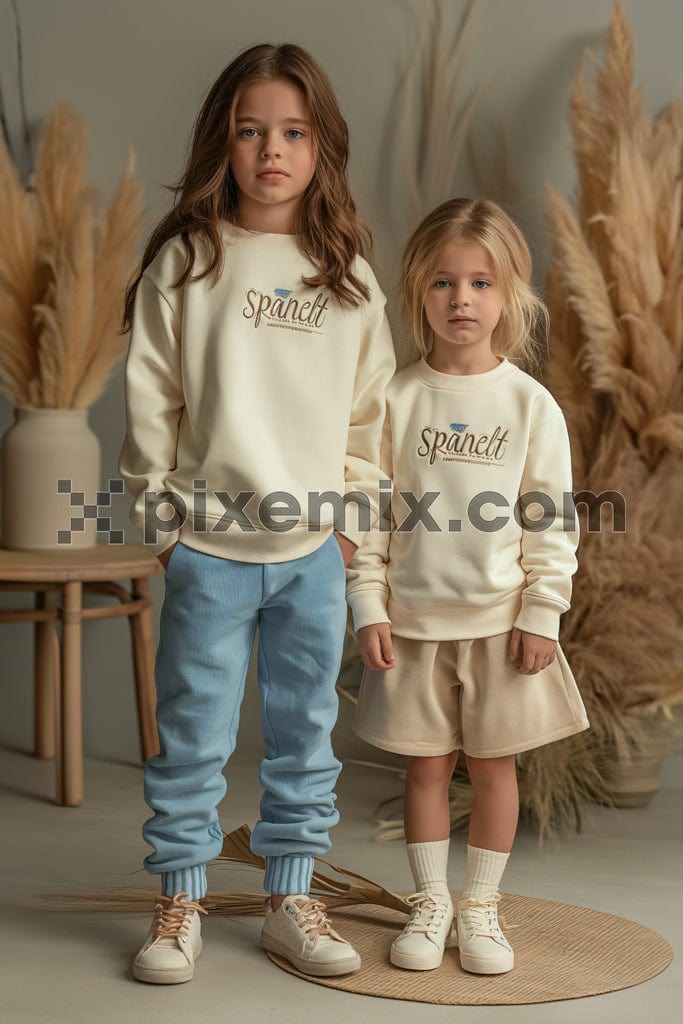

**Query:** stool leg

left=129, top=576, right=160, bottom=762
left=54, top=610, right=64, bottom=804
left=59, top=581, right=83, bottom=806
left=34, top=590, right=58, bottom=759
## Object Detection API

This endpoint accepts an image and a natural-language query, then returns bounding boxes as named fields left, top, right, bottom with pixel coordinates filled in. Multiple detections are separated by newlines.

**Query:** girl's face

left=423, top=242, right=503, bottom=362
left=230, top=77, right=316, bottom=232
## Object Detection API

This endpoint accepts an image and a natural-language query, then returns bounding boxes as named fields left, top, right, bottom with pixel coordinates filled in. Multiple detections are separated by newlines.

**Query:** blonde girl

left=346, top=197, right=588, bottom=976
left=119, top=43, right=395, bottom=984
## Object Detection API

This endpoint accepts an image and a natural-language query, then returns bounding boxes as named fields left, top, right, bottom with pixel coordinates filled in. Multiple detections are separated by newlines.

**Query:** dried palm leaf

left=217, top=824, right=408, bottom=913
left=41, top=824, right=409, bottom=917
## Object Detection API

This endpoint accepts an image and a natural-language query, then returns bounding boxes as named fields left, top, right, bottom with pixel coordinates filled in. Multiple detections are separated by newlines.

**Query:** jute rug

left=265, top=891, right=673, bottom=1005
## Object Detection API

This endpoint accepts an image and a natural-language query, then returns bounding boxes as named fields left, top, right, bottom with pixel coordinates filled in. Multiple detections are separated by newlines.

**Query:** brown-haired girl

left=346, top=197, right=588, bottom=976
left=119, top=43, right=395, bottom=984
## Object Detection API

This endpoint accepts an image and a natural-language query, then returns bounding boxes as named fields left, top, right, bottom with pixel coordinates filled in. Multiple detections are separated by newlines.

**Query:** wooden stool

left=0, top=543, right=163, bottom=806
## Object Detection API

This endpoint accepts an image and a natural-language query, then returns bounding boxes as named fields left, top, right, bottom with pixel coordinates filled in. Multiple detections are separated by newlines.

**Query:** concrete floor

left=1, top=743, right=681, bottom=1024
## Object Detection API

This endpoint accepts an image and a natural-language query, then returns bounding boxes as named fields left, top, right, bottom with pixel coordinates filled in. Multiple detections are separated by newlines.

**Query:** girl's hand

left=357, top=623, right=395, bottom=670
left=509, top=628, right=556, bottom=675
left=334, top=531, right=358, bottom=566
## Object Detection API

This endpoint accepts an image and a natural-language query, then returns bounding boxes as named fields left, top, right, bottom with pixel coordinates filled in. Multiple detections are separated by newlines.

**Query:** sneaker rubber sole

left=261, top=932, right=361, bottom=977
left=389, top=929, right=453, bottom=971
left=132, top=936, right=202, bottom=984
left=453, top=933, right=514, bottom=974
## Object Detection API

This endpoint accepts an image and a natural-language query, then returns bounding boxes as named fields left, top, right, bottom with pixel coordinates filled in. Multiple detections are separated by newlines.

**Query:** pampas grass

left=0, top=102, right=145, bottom=408
left=533, top=1, right=683, bottom=814
left=370, top=0, right=483, bottom=344
left=397, top=0, right=483, bottom=229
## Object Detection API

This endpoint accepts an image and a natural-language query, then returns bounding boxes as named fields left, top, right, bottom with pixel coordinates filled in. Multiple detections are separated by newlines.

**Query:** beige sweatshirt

left=118, top=222, right=395, bottom=559
left=345, top=357, right=578, bottom=641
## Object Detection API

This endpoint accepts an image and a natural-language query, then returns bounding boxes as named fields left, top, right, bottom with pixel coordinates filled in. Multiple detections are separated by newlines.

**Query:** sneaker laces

left=290, top=898, right=334, bottom=939
left=152, top=892, right=208, bottom=942
left=403, top=891, right=452, bottom=937
left=457, top=891, right=510, bottom=943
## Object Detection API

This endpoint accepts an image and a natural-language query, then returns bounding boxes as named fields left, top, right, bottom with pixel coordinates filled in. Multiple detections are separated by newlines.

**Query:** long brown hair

left=120, top=43, right=371, bottom=334
left=402, top=197, right=549, bottom=372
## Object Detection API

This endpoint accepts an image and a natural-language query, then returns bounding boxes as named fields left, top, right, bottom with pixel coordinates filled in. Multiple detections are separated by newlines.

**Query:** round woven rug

left=265, top=892, right=673, bottom=1005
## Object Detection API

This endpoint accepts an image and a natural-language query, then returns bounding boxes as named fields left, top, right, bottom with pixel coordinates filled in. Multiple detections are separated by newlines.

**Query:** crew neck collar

left=221, top=220, right=299, bottom=241
left=411, top=357, right=517, bottom=390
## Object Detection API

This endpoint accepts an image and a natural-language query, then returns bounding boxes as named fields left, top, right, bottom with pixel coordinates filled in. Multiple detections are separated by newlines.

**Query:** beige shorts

left=353, top=632, right=590, bottom=758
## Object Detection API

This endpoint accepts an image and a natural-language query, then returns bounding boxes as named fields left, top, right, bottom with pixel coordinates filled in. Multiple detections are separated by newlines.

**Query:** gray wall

left=1, top=0, right=682, bottom=768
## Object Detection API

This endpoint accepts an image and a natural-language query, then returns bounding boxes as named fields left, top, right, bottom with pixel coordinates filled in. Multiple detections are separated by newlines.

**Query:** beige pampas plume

left=538, top=0, right=683, bottom=811
left=0, top=102, right=146, bottom=408
left=72, top=151, right=142, bottom=408
left=0, top=121, right=40, bottom=403
left=33, top=102, right=90, bottom=248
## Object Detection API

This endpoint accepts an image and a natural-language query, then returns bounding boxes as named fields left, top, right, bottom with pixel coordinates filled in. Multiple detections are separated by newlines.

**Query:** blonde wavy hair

left=401, top=197, right=548, bottom=370
left=121, top=43, right=371, bottom=333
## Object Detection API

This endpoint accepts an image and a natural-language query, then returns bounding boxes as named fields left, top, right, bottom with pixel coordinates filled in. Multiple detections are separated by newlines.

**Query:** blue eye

left=285, top=129, right=304, bottom=139
left=434, top=279, right=450, bottom=288
left=239, top=128, right=258, bottom=138
left=473, top=280, right=489, bottom=289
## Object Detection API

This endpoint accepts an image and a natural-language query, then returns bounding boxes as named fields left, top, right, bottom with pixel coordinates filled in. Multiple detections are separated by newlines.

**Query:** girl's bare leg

left=404, top=751, right=459, bottom=842
left=464, top=754, right=518, bottom=852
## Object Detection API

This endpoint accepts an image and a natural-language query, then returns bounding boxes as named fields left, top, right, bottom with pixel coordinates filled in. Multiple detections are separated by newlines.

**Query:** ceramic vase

left=0, top=406, right=100, bottom=550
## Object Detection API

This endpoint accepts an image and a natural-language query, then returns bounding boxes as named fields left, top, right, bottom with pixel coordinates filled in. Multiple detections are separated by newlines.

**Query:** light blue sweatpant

left=141, top=533, right=347, bottom=901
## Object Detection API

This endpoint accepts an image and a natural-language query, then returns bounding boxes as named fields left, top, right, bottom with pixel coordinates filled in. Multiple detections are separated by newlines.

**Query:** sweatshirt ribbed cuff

left=348, top=589, right=391, bottom=632
left=264, top=855, right=314, bottom=895
left=513, top=592, right=567, bottom=640
left=161, top=865, right=207, bottom=901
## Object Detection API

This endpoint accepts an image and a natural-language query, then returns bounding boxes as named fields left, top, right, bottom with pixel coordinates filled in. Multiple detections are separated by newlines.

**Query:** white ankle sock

left=406, top=839, right=451, bottom=897
left=463, top=844, right=510, bottom=897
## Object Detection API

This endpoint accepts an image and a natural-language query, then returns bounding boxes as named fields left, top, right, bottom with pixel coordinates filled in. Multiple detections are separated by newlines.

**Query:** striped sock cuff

left=264, top=854, right=314, bottom=895
left=161, top=864, right=207, bottom=901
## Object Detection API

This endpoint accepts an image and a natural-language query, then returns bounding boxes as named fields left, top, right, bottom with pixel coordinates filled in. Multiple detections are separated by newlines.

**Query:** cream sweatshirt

left=118, top=222, right=395, bottom=559
left=345, top=357, right=578, bottom=641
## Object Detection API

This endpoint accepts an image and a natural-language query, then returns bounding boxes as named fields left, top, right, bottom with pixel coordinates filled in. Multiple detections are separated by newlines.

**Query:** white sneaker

left=454, top=891, right=514, bottom=974
left=132, top=892, right=207, bottom=984
left=390, top=891, right=454, bottom=970
left=261, top=895, right=361, bottom=977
